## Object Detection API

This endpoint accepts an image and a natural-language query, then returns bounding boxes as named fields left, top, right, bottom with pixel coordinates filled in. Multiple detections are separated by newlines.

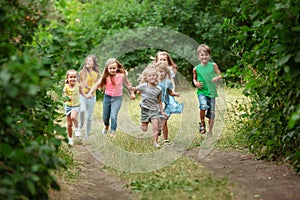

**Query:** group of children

left=62, top=44, right=222, bottom=147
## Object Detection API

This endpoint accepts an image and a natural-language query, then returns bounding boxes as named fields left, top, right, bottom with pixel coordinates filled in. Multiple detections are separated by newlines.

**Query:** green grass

left=83, top=87, right=248, bottom=200
left=56, top=87, right=248, bottom=199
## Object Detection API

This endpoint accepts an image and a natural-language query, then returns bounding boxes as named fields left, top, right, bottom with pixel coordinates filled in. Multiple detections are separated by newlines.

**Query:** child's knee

left=141, top=125, right=148, bottom=132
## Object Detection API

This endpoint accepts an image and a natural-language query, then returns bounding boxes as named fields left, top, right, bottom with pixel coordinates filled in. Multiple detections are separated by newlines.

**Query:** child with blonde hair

left=63, top=69, right=85, bottom=145
left=87, top=58, right=134, bottom=137
left=131, top=66, right=167, bottom=148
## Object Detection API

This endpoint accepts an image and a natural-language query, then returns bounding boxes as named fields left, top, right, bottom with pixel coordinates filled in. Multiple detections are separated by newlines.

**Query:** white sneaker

left=68, top=138, right=74, bottom=146
left=153, top=142, right=161, bottom=148
left=102, top=127, right=108, bottom=135
left=75, top=128, right=81, bottom=137
left=84, top=134, right=88, bottom=140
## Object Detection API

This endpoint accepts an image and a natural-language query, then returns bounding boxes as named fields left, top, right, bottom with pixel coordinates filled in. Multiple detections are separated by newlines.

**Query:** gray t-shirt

left=137, top=83, right=162, bottom=111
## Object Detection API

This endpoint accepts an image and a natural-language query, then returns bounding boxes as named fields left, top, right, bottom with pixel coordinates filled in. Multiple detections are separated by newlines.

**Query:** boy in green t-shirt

left=192, top=44, right=222, bottom=135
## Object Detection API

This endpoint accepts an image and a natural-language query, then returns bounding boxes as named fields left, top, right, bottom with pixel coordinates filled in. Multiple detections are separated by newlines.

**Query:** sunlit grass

left=56, top=86, right=248, bottom=199
left=83, top=86, right=245, bottom=200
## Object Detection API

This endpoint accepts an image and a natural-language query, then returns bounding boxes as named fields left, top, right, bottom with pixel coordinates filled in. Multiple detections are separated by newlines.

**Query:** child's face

left=198, top=51, right=210, bottom=65
left=157, top=54, right=168, bottom=63
left=107, top=62, right=118, bottom=76
left=68, top=72, right=77, bottom=85
left=146, top=72, right=157, bottom=84
left=86, top=57, right=94, bottom=68
left=157, top=68, right=166, bottom=80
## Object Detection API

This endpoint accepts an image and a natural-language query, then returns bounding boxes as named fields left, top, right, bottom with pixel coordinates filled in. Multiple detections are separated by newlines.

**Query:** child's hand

left=212, top=75, right=221, bottom=83
left=62, top=96, right=70, bottom=102
left=130, top=93, right=136, bottom=100
left=195, top=81, right=203, bottom=88
left=86, top=93, right=92, bottom=98
left=162, top=111, right=169, bottom=119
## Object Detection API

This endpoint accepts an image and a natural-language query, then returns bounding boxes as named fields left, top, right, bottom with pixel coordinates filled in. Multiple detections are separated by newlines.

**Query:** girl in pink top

left=87, top=58, right=135, bottom=137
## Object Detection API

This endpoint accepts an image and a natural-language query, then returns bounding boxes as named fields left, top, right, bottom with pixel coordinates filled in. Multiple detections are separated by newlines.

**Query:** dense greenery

left=1, top=0, right=299, bottom=199
left=0, top=1, right=69, bottom=199
left=223, top=0, right=300, bottom=171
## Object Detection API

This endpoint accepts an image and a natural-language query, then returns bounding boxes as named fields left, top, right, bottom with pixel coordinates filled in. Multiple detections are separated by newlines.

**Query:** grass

left=56, top=86, right=249, bottom=199
left=81, top=86, right=248, bottom=200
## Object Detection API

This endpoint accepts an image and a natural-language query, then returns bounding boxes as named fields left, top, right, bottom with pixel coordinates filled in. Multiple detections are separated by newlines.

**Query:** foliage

left=0, top=1, right=71, bottom=199
left=223, top=0, right=300, bottom=172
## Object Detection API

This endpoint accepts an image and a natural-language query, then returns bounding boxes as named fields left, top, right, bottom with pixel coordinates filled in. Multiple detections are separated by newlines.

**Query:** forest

left=0, top=0, right=299, bottom=199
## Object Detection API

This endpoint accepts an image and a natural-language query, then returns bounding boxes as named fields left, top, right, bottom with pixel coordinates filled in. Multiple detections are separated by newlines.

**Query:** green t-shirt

left=195, top=62, right=218, bottom=98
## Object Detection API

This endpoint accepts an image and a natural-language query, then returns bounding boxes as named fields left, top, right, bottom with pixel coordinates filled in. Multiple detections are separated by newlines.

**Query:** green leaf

left=67, top=41, right=78, bottom=47
left=294, top=51, right=300, bottom=63
left=277, top=54, right=291, bottom=66
left=0, top=144, right=13, bottom=157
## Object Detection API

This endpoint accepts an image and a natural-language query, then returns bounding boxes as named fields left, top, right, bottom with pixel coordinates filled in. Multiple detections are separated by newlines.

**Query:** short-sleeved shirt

left=158, top=78, right=173, bottom=105
left=195, top=62, right=218, bottom=98
left=105, top=73, right=124, bottom=97
left=64, top=82, right=80, bottom=106
left=82, top=71, right=99, bottom=95
left=136, top=83, right=162, bottom=111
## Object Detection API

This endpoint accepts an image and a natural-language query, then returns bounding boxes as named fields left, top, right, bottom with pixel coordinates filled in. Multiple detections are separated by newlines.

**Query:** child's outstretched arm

left=158, top=92, right=168, bottom=119
left=212, top=63, right=222, bottom=82
left=86, top=77, right=102, bottom=98
left=193, top=67, right=203, bottom=88
left=79, top=84, right=88, bottom=98
left=123, top=73, right=135, bottom=99
left=168, top=89, right=180, bottom=97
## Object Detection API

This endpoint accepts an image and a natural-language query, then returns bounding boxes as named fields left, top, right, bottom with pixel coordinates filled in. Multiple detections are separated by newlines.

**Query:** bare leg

left=150, top=118, right=159, bottom=143
left=199, top=110, right=206, bottom=133
left=66, top=115, right=73, bottom=138
left=208, top=119, right=214, bottom=135
left=161, top=118, right=168, bottom=140
left=141, top=122, right=149, bottom=132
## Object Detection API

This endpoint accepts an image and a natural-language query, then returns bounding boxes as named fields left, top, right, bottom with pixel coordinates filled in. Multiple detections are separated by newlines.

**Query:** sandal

left=199, top=122, right=206, bottom=134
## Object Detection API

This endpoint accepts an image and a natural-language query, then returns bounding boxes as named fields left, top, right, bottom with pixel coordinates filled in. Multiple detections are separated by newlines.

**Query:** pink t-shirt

left=105, top=73, right=124, bottom=96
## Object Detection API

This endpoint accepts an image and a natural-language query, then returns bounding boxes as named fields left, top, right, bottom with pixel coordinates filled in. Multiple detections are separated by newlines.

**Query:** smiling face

left=146, top=71, right=158, bottom=84
left=157, top=68, right=166, bottom=80
left=198, top=50, right=210, bottom=65
left=67, top=71, right=77, bottom=86
left=86, top=56, right=94, bottom=69
left=157, top=54, right=168, bottom=63
left=107, top=62, right=118, bottom=76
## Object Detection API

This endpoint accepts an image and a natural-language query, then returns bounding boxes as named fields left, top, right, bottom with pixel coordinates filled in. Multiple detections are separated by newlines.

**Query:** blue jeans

left=80, top=94, right=96, bottom=135
left=102, top=94, right=122, bottom=132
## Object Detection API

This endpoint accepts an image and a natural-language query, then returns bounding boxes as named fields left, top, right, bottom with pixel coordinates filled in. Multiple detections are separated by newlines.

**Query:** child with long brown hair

left=87, top=58, right=134, bottom=137
left=78, top=55, right=101, bottom=139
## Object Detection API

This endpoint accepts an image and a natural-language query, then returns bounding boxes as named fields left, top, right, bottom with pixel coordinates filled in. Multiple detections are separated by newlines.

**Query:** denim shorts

left=65, top=105, right=80, bottom=116
left=197, top=94, right=215, bottom=119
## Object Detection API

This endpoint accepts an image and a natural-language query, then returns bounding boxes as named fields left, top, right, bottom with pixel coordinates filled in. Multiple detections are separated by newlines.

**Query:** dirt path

left=50, top=142, right=133, bottom=200
left=50, top=143, right=300, bottom=200
left=185, top=148, right=300, bottom=200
